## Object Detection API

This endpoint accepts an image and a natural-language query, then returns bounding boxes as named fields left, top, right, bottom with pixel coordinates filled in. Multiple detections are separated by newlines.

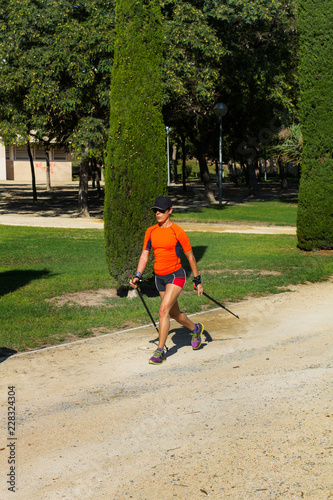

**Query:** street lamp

left=213, top=103, right=228, bottom=204
left=166, top=126, right=172, bottom=185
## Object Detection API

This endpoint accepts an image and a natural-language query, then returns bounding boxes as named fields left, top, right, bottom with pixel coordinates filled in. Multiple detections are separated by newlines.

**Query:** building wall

left=11, top=160, right=72, bottom=183
left=0, top=142, right=6, bottom=180
left=6, top=161, right=14, bottom=180
left=1, top=142, right=73, bottom=183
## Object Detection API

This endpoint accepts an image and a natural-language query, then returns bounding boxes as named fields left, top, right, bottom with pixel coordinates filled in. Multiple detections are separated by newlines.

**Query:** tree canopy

left=1, top=0, right=299, bottom=196
left=0, top=0, right=115, bottom=158
left=161, top=0, right=298, bottom=196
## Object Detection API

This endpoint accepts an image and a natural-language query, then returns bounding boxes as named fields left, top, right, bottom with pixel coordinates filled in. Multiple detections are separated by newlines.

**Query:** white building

left=0, top=141, right=5, bottom=180
left=0, top=140, right=72, bottom=183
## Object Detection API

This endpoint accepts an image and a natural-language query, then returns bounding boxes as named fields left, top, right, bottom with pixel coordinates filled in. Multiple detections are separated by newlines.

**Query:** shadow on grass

left=181, top=246, right=208, bottom=275
left=136, top=280, right=160, bottom=298
left=277, top=196, right=298, bottom=204
left=192, top=245, right=208, bottom=263
left=173, top=205, right=227, bottom=215
left=0, top=269, right=51, bottom=297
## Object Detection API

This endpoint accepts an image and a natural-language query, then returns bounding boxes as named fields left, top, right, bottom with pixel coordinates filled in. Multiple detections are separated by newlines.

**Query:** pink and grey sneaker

left=191, top=323, right=204, bottom=350
left=149, top=349, right=166, bottom=365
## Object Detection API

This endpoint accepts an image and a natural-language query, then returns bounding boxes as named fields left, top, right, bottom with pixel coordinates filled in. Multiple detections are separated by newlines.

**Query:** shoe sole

left=192, top=323, right=204, bottom=350
left=148, top=359, right=166, bottom=365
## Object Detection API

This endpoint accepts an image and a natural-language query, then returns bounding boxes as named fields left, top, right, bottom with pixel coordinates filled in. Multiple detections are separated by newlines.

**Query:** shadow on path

left=0, top=347, right=18, bottom=364
left=149, top=326, right=213, bottom=358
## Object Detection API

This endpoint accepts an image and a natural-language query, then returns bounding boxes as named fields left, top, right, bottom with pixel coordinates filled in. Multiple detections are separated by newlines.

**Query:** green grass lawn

left=173, top=199, right=298, bottom=226
left=1, top=224, right=332, bottom=352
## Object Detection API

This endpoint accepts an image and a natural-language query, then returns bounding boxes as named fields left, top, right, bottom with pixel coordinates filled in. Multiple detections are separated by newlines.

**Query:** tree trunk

left=181, top=134, right=187, bottom=192
left=93, top=158, right=101, bottom=198
left=188, top=130, right=216, bottom=202
left=27, top=141, right=37, bottom=202
left=279, top=158, right=288, bottom=191
left=195, top=145, right=216, bottom=203
left=247, top=158, right=259, bottom=196
left=172, top=144, right=178, bottom=183
left=44, top=143, right=51, bottom=191
left=240, top=159, right=248, bottom=185
left=78, top=160, right=90, bottom=217
left=91, top=159, right=95, bottom=189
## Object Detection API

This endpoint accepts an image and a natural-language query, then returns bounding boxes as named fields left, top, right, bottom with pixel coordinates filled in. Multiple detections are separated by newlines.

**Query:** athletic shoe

left=191, top=323, right=204, bottom=350
left=149, top=349, right=166, bottom=365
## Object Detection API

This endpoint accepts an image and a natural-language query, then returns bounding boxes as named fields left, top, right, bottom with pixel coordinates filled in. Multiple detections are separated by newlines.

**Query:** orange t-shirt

left=143, top=223, right=192, bottom=275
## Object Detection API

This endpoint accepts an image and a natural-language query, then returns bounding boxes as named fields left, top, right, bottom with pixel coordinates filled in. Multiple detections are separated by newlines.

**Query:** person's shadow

left=0, top=269, right=51, bottom=297
left=0, top=269, right=52, bottom=363
left=0, top=347, right=17, bottom=364
left=150, top=326, right=213, bottom=358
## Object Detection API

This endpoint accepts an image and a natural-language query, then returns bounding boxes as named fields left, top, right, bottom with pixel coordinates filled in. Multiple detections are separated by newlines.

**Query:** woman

left=130, top=195, right=204, bottom=365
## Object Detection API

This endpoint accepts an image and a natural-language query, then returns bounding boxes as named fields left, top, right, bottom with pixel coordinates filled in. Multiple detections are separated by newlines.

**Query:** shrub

left=104, top=0, right=167, bottom=285
left=296, top=0, right=333, bottom=250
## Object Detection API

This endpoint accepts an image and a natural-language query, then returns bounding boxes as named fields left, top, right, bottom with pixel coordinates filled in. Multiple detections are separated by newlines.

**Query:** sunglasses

left=152, top=208, right=170, bottom=214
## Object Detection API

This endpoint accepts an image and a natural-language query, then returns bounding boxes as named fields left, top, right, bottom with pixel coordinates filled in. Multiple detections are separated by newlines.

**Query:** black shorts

left=155, top=267, right=187, bottom=293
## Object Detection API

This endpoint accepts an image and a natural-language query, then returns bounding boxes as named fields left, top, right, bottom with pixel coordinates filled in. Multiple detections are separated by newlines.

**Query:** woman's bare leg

left=169, top=300, right=196, bottom=331
left=158, top=285, right=195, bottom=349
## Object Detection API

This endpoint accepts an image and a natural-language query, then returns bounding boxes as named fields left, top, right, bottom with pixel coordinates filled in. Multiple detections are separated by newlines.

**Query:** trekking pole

left=130, top=276, right=169, bottom=351
left=194, top=286, right=239, bottom=319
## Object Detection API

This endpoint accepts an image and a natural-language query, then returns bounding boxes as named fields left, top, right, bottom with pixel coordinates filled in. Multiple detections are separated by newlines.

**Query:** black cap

left=151, top=196, right=173, bottom=211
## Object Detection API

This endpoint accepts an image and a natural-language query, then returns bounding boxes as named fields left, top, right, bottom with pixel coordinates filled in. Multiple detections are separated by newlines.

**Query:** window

left=34, top=148, right=46, bottom=160
left=53, top=149, right=68, bottom=161
left=15, top=147, right=30, bottom=160
left=12, top=145, right=68, bottom=161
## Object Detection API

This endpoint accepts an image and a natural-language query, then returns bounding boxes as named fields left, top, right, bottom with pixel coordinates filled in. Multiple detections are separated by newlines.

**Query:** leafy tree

left=0, top=0, right=38, bottom=197
left=24, top=0, right=114, bottom=206
left=0, top=0, right=114, bottom=204
left=218, top=0, right=298, bottom=194
left=296, top=0, right=333, bottom=250
left=273, top=123, right=302, bottom=179
left=104, top=0, right=167, bottom=286
left=161, top=0, right=298, bottom=198
left=275, top=124, right=302, bottom=164
left=161, top=0, right=226, bottom=200
left=1, top=0, right=299, bottom=207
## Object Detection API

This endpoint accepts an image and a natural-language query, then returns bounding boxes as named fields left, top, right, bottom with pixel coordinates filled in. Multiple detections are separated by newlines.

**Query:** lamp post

left=213, top=103, right=228, bottom=204
left=166, top=126, right=172, bottom=185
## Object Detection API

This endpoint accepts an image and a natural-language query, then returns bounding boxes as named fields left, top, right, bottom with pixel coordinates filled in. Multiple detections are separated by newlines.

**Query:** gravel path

left=0, top=180, right=297, bottom=233
left=1, top=182, right=331, bottom=499
left=0, top=213, right=296, bottom=234
left=1, top=280, right=332, bottom=499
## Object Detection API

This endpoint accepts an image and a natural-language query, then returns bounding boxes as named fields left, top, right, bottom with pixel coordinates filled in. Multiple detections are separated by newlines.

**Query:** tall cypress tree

left=296, top=0, right=333, bottom=250
left=104, top=0, right=167, bottom=285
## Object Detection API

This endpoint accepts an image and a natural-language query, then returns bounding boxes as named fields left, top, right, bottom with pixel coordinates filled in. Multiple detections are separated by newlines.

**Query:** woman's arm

left=129, top=249, right=150, bottom=288
left=184, top=249, right=203, bottom=296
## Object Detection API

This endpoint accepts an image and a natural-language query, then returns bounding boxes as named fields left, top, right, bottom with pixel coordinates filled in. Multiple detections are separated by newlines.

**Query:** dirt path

left=0, top=213, right=296, bottom=234
left=1, top=280, right=332, bottom=499
left=0, top=180, right=298, bottom=234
